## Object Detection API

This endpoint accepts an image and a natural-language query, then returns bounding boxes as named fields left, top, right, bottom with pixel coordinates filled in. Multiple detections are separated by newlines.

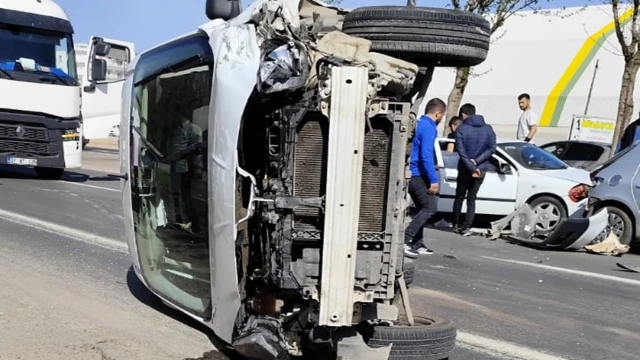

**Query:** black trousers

left=452, top=168, right=485, bottom=230
left=405, top=176, right=438, bottom=250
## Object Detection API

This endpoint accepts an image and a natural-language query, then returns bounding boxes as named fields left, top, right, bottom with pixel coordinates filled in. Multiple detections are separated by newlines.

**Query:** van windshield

left=0, top=25, right=77, bottom=85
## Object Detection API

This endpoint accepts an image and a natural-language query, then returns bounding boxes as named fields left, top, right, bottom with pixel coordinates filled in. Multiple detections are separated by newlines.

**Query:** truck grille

left=0, top=124, right=48, bottom=142
left=293, top=115, right=392, bottom=233
left=0, top=124, right=55, bottom=156
left=0, top=141, right=54, bottom=155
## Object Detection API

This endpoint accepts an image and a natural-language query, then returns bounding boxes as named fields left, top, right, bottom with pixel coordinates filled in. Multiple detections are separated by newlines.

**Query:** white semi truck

left=0, top=0, right=134, bottom=179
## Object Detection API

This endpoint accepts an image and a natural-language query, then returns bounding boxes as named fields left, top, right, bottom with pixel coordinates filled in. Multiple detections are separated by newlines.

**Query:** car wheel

left=365, top=315, right=456, bottom=360
left=34, top=167, right=64, bottom=180
left=342, top=6, right=490, bottom=67
left=596, top=206, right=634, bottom=246
left=529, top=196, right=567, bottom=235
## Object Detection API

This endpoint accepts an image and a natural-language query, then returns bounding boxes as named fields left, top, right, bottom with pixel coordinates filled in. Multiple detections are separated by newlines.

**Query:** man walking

left=452, top=103, right=496, bottom=236
left=516, top=93, right=538, bottom=142
left=404, top=98, right=447, bottom=258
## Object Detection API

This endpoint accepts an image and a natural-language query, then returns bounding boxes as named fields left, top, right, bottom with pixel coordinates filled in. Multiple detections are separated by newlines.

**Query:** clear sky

left=57, top=0, right=593, bottom=54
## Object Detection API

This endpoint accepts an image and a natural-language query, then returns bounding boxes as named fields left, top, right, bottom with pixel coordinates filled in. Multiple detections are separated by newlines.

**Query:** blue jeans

left=405, top=176, right=438, bottom=250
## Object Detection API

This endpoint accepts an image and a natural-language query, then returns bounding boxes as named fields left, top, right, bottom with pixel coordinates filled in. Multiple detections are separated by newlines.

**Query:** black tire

left=34, top=167, right=64, bottom=180
left=403, top=258, right=416, bottom=287
left=605, top=205, right=634, bottom=246
left=529, top=196, right=567, bottom=236
left=367, top=315, right=456, bottom=360
left=342, top=6, right=491, bottom=67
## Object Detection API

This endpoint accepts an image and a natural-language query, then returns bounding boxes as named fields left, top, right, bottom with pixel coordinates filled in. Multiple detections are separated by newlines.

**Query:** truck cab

left=0, top=0, right=82, bottom=179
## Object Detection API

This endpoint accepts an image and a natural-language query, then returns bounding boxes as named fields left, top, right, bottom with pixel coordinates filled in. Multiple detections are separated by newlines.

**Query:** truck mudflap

left=491, top=204, right=609, bottom=250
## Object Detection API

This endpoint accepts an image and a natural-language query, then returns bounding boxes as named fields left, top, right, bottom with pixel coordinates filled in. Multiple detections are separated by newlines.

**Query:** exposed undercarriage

left=206, top=1, right=491, bottom=359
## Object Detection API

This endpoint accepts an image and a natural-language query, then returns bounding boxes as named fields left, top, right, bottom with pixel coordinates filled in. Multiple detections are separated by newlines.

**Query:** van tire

left=34, top=167, right=64, bottom=180
left=342, top=6, right=491, bottom=67
left=403, top=258, right=416, bottom=287
left=366, top=315, right=457, bottom=360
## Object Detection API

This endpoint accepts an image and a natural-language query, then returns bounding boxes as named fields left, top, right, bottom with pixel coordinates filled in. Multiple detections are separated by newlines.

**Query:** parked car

left=588, top=142, right=640, bottom=245
left=539, top=140, right=611, bottom=171
left=435, top=138, right=592, bottom=236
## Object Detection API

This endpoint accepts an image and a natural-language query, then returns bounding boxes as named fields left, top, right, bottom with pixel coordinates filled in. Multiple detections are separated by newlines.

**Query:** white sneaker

left=415, top=246, right=434, bottom=255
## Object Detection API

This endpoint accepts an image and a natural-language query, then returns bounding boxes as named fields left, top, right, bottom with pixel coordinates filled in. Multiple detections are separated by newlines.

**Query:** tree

left=443, top=0, right=541, bottom=134
left=610, top=0, right=640, bottom=150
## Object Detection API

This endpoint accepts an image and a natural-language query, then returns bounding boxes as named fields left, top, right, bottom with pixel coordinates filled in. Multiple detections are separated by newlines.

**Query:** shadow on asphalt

left=0, top=165, right=120, bottom=182
left=125, top=267, right=243, bottom=360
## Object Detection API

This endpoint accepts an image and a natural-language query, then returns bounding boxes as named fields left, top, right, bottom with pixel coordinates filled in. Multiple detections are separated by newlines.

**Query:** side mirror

left=94, top=41, right=111, bottom=57
left=91, top=58, right=107, bottom=82
left=499, top=163, right=512, bottom=175
left=206, top=0, right=242, bottom=20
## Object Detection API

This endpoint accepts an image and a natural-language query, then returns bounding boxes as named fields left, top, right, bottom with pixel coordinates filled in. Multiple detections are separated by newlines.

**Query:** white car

left=435, top=138, right=592, bottom=235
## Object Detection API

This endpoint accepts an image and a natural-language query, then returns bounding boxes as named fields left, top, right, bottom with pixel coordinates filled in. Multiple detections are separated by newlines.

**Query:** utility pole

left=583, top=59, right=600, bottom=116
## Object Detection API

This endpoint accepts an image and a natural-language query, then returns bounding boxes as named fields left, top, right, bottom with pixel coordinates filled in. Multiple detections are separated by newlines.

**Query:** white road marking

left=62, top=181, right=121, bottom=193
left=0, top=208, right=127, bottom=253
left=482, top=256, right=640, bottom=286
left=457, top=331, right=568, bottom=360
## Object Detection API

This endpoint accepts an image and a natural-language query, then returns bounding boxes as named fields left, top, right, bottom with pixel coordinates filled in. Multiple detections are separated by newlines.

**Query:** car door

left=81, top=36, right=135, bottom=140
left=474, top=153, right=519, bottom=215
left=435, top=139, right=518, bottom=216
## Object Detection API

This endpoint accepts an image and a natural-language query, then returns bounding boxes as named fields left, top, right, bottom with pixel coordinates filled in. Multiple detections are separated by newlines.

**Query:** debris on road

left=585, top=232, right=629, bottom=256
left=443, top=254, right=458, bottom=260
left=616, top=263, right=640, bottom=273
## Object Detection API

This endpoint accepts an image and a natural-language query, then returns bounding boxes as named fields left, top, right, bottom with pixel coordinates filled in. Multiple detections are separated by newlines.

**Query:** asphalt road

left=1, top=149, right=640, bottom=360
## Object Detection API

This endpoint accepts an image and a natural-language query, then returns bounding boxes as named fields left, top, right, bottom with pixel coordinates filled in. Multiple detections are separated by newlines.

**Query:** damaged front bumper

left=491, top=204, right=609, bottom=250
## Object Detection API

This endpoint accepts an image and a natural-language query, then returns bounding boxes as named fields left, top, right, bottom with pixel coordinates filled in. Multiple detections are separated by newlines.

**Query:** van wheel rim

left=533, top=202, right=561, bottom=232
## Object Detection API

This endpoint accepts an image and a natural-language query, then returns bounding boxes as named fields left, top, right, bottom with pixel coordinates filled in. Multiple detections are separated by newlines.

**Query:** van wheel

left=529, top=196, right=567, bottom=236
left=403, top=258, right=416, bottom=287
left=34, top=167, right=64, bottom=180
left=365, top=315, right=457, bottom=360
left=342, top=6, right=490, bottom=67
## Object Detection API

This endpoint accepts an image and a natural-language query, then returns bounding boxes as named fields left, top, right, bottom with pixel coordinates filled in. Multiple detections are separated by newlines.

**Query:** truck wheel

left=34, top=167, right=64, bottom=180
left=367, top=315, right=457, bottom=360
left=342, top=6, right=491, bottom=67
left=403, top=258, right=416, bottom=287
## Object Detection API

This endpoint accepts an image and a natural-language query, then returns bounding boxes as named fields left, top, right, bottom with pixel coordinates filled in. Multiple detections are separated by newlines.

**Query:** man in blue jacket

left=405, top=98, right=447, bottom=258
left=452, top=103, right=496, bottom=236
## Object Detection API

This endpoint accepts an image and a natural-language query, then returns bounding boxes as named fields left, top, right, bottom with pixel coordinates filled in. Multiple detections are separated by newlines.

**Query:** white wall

left=425, top=4, right=639, bottom=139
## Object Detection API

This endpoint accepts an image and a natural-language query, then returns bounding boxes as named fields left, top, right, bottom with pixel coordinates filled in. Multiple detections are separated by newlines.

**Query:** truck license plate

left=7, top=157, right=37, bottom=166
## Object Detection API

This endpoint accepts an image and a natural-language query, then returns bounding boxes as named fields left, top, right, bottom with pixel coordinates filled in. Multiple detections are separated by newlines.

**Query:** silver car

left=588, top=142, right=640, bottom=245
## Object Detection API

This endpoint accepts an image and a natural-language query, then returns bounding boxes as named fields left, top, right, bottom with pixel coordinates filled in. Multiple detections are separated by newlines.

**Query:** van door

left=81, top=37, right=135, bottom=140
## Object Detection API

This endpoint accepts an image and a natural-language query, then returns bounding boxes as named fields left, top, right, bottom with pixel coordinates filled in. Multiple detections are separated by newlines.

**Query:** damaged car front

left=118, top=0, right=492, bottom=359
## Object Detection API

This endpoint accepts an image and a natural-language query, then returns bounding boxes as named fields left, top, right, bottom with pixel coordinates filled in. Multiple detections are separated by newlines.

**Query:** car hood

left=536, top=167, right=592, bottom=185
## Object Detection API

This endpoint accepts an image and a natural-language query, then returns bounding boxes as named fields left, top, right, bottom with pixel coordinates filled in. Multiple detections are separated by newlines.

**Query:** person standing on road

left=404, top=98, right=447, bottom=258
left=445, top=116, right=462, bottom=153
left=516, top=93, right=538, bottom=142
left=452, top=103, right=496, bottom=236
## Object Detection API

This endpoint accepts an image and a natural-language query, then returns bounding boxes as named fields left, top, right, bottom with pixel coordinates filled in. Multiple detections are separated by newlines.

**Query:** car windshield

left=499, top=142, right=568, bottom=170
left=0, top=25, right=77, bottom=85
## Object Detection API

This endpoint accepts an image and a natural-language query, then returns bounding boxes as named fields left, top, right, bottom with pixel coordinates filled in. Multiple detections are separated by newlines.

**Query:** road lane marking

left=0, top=208, right=127, bottom=253
left=457, top=331, right=568, bottom=360
left=482, top=256, right=640, bottom=286
left=62, top=181, right=121, bottom=193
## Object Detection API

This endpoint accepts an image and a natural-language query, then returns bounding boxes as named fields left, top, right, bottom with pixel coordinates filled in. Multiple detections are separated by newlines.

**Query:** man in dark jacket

left=452, top=103, right=496, bottom=236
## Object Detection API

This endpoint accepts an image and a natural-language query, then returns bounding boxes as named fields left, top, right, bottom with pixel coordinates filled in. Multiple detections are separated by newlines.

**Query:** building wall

left=425, top=5, right=639, bottom=140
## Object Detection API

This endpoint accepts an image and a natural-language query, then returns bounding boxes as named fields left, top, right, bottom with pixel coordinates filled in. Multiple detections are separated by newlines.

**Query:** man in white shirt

left=516, top=93, right=538, bottom=142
